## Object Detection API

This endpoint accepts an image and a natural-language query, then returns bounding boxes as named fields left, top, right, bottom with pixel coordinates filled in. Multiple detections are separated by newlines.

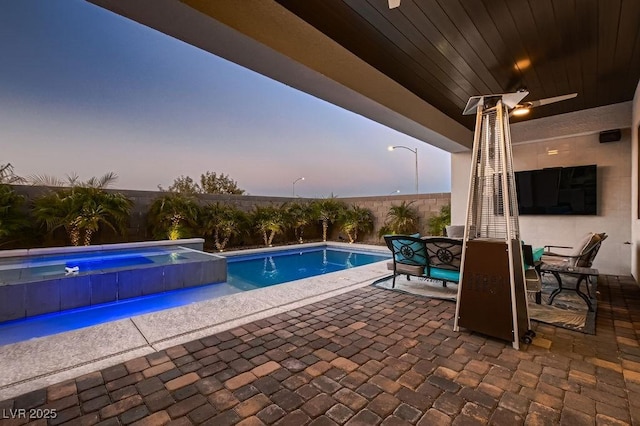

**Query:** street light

left=292, top=177, right=305, bottom=197
left=388, top=145, right=418, bottom=194
left=389, top=190, right=400, bottom=195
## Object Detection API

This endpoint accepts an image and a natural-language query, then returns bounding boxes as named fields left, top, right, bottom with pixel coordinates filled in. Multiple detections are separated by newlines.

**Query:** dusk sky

left=1, top=0, right=451, bottom=198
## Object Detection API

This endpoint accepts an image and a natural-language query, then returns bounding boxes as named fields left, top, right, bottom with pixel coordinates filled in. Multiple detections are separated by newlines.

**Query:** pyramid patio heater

left=453, top=92, right=534, bottom=349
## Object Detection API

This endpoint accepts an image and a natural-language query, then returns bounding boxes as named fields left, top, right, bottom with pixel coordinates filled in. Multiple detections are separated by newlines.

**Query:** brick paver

left=1, top=275, right=639, bottom=424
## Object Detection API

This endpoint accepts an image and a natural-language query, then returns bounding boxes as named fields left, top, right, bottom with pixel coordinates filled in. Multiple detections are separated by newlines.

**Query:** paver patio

left=1, top=274, right=638, bottom=425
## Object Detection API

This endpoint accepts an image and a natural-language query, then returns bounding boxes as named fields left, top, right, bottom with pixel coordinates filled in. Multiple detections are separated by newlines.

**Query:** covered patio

left=2, top=0, right=640, bottom=424
left=86, top=0, right=640, bottom=279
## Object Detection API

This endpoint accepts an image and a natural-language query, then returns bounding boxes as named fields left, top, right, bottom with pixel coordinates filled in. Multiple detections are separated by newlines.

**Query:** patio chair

left=445, top=225, right=465, bottom=238
left=541, top=232, right=607, bottom=300
left=384, top=234, right=428, bottom=288
left=542, top=232, right=607, bottom=267
left=444, top=225, right=477, bottom=239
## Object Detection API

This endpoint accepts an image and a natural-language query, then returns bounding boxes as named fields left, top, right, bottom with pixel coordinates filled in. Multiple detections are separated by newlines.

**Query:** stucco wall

left=340, top=193, right=451, bottom=243
left=451, top=130, right=632, bottom=276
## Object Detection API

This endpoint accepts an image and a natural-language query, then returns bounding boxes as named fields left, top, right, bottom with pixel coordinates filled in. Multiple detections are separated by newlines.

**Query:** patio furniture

left=423, top=237, right=463, bottom=286
left=384, top=235, right=462, bottom=288
left=445, top=225, right=477, bottom=239
left=384, top=235, right=428, bottom=288
left=542, top=232, right=607, bottom=268
left=445, top=225, right=465, bottom=238
left=540, top=232, right=607, bottom=310
left=540, top=263, right=599, bottom=311
left=522, top=244, right=543, bottom=304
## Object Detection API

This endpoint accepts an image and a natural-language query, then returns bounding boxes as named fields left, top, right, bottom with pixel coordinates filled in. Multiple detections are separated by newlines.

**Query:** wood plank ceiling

left=275, top=0, right=640, bottom=129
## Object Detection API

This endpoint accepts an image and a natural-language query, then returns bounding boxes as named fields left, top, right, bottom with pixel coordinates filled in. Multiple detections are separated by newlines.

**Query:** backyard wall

left=340, top=193, right=451, bottom=243
left=451, top=106, right=632, bottom=276
left=11, top=186, right=450, bottom=247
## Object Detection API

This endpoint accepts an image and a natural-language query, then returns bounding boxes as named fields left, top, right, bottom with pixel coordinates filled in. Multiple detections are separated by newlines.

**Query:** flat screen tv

left=515, top=165, right=597, bottom=215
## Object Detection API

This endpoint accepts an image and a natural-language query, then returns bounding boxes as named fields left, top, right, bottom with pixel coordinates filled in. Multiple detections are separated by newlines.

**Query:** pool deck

left=1, top=272, right=639, bottom=424
left=0, top=243, right=391, bottom=401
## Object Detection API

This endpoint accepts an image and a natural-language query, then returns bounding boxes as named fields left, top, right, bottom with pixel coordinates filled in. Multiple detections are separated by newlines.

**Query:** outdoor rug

left=373, top=272, right=597, bottom=335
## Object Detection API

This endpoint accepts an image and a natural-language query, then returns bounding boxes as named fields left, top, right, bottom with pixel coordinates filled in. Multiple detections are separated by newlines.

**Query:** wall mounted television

left=515, top=165, right=597, bottom=215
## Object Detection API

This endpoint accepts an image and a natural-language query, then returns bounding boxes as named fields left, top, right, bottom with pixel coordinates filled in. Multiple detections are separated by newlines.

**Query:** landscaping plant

left=285, top=202, right=313, bottom=243
left=32, top=172, right=132, bottom=246
left=311, top=198, right=347, bottom=242
left=200, top=202, right=247, bottom=251
left=339, top=205, right=374, bottom=243
left=147, top=192, right=200, bottom=240
left=251, top=205, right=286, bottom=247
left=378, top=201, right=419, bottom=237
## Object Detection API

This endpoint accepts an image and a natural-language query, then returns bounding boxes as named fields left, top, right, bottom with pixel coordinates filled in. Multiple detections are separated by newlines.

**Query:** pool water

left=0, top=247, right=389, bottom=345
left=228, top=248, right=387, bottom=290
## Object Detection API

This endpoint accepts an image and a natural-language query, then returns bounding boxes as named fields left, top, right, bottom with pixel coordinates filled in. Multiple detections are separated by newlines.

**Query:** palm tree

left=251, top=205, right=286, bottom=247
left=311, top=198, right=347, bottom=242
left=0, top=163, right=24, bottom=184
left=0, top=184, right=27, bottom=246
left=378, top=201, right=419, bottom=237
left=73, top=190, right=132, bottom=245
left=200, top=202, right=247, bottom=251
left=147, top=193, right=200, bottom=240
left=339, top=205, right=374, bottom=243
left=32, top=173, right=133, bottom=246
left=33, top=190, right=79, bottom=245
left=428, top=204, right=451, bottom=236
left=286, top=202, right=313, bottom=243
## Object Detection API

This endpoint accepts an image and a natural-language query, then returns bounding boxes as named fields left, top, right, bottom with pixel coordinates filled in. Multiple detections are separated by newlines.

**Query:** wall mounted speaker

left=599, top=129, right=621, bottom=143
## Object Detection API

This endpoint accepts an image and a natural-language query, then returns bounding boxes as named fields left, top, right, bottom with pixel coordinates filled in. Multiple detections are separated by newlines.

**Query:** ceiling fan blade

left=388, top=0, right=401, bottom=9
left=528, top=93, right=577, bottom=108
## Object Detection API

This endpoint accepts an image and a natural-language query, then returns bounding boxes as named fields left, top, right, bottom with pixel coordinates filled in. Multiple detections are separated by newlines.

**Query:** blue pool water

left=65, top=255, right=154, bottom=272
left=228, top=248, right=387, bottom=291
left=0, top=247, right=389, bottom=345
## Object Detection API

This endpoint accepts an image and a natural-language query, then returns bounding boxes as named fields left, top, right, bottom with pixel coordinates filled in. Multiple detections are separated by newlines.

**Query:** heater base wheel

left=522, top=330, right=536, bottom=344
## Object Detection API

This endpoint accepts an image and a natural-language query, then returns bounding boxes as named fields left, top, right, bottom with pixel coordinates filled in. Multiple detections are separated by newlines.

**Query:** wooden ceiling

left=275, top=0, right=640, bottom=129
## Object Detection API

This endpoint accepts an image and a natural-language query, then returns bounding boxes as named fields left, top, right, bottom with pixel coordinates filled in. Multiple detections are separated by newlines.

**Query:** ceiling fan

left=462, top=90, right=577, bottom=116
left=510, top=91, right=577, bottom=117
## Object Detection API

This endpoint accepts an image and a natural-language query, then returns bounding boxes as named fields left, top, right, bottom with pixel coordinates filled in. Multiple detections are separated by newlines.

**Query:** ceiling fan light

left=514, top=58, right=531, bottom=71
left=388, top=0, right=401, bottom=9
left=512, top=107, right=530, bottom=116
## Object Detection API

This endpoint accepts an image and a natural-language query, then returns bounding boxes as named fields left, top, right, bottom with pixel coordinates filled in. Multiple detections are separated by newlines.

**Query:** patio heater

left=453, top=92, right=534, bottom=349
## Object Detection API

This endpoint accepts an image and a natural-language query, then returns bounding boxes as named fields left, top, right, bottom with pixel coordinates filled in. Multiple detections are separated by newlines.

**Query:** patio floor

left=1, top=274, right=638, bottom=425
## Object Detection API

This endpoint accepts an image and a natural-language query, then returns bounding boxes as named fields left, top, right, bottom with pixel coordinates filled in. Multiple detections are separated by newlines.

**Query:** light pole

left=388, top=145, right=418, bottom=194
left=292, top=177, right=305, bottom=197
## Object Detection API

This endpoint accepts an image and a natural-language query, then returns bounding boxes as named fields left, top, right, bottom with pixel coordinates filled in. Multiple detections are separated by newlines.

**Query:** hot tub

left=0, top=239, right=226, bottom=323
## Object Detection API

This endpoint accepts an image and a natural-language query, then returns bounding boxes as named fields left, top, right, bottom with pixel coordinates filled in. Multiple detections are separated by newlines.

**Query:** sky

left=0, top=0, right=451, bottom=198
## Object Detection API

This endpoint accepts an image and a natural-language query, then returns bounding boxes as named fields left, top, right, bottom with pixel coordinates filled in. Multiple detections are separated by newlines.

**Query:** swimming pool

left=227, top=247, right=388, bottom=290
left=0, top=246, right=389, bottom=345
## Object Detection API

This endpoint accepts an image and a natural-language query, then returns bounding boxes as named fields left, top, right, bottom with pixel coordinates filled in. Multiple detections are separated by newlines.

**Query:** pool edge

left=0, top=244, right=391, bottom=401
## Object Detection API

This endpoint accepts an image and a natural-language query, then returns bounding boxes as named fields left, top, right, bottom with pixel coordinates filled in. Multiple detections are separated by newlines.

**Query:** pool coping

left=0, top=242, right=391, bottom=400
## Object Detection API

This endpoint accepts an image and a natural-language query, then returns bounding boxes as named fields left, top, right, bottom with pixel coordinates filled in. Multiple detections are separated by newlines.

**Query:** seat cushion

left=575, top=233, right=603, bottom=267
left=387, top=260, right=425, bottom=276
left=445, top=226, right=465, bottom=238
left=428, top=267, right=460, bottom=283
left=525, top=269, right=542, bottom=292
left=570, top=232, right=596, bottom=259
left=532, top=247, right=545, bottom=263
